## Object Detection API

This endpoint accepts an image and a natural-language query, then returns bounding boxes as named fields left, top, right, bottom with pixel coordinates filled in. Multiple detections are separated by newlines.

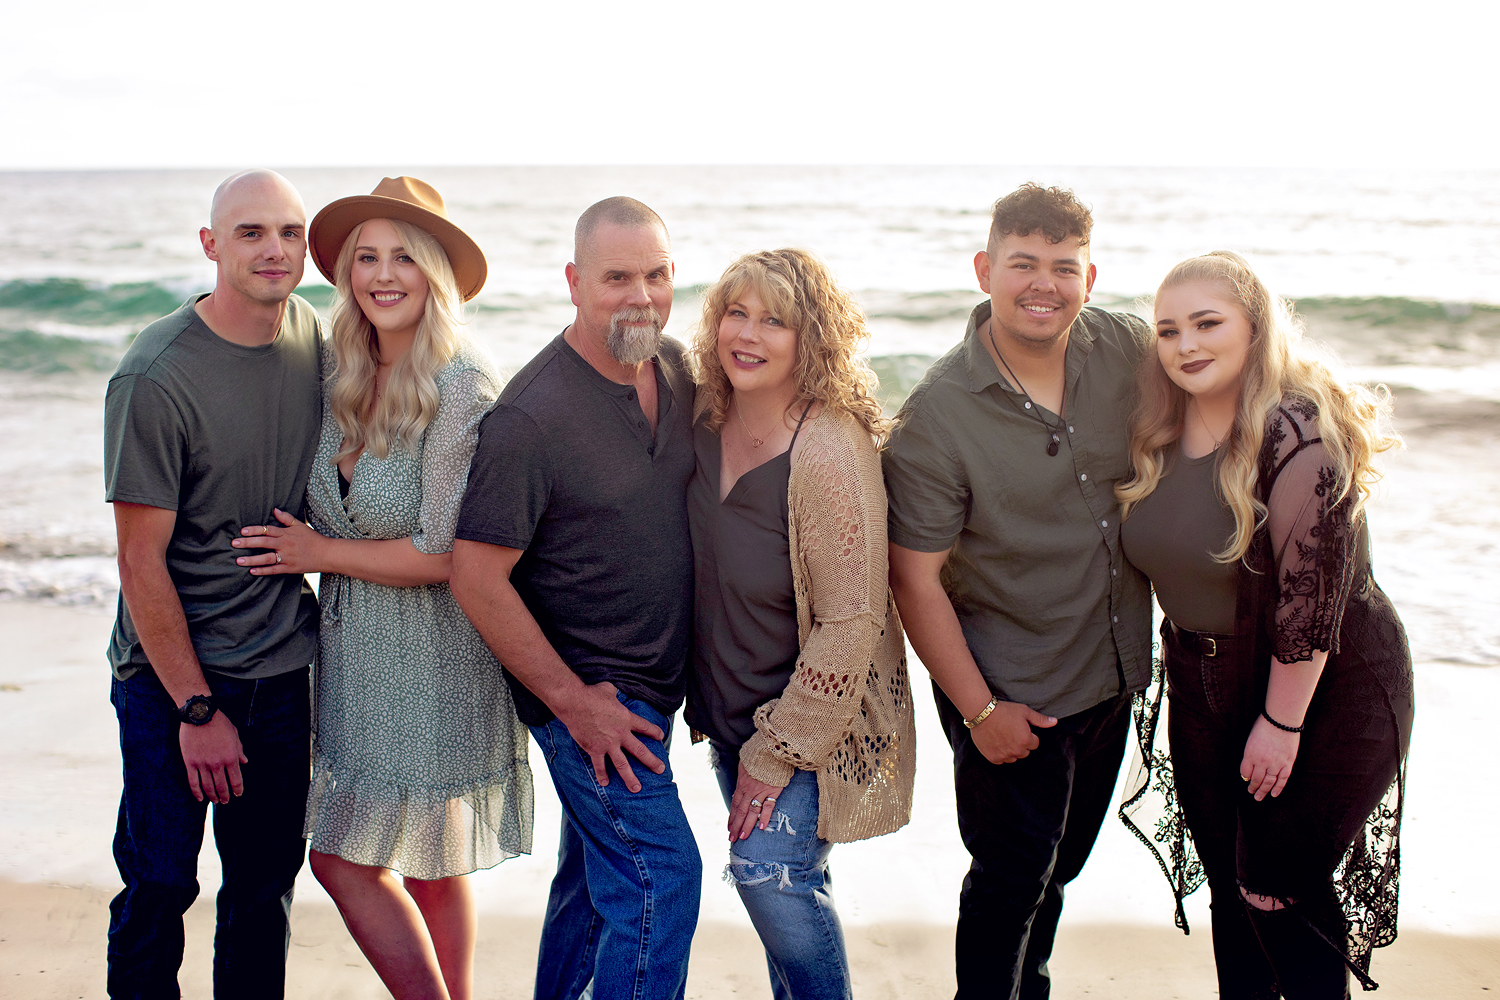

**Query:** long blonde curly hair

left=691, top=248, right=889, bottom=443
left=328, top=219, right=464, bottom=465
left=1117, top=250, right=1401, bottom=564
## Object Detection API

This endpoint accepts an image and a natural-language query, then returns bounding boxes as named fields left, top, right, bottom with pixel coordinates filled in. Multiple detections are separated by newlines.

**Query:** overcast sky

left=5, top=0, right=1497, bottom=170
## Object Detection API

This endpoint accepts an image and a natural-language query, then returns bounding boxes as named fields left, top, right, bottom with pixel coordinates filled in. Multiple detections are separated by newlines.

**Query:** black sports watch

left=179, top=694, right=218, bottom=726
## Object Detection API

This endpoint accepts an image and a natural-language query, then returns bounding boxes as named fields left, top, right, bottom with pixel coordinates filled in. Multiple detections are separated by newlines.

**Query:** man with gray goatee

left=451, top=198, right=700, bottom=1000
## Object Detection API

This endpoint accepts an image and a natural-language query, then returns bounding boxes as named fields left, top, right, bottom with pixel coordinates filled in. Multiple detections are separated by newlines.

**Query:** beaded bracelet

left=964, top=696, right=1000, bottom=730
left=1261, top=708, right=1304, bottom=733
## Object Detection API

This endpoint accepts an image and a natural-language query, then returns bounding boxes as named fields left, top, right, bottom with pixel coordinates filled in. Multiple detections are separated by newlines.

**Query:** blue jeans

left=710, top=743, right=851, bottom=1000
left=108, top=666, right=310, bottom=1000
left=530, top=694, right=700, bottom=1000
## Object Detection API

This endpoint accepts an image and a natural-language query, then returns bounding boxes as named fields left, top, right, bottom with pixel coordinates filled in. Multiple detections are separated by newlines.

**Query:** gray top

left=455, top=332, right=696, bottom=727
left=104, top=294, right=322, bottom=681
left=1120, top=447, right=1238, bottom=634
left=882, top=301, right=1153, bottom=718
left=684, top=409, right=809, bottom=748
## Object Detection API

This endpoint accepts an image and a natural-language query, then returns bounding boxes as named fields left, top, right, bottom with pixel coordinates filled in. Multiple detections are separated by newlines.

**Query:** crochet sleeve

left=740, top=423, right=889, bottom=785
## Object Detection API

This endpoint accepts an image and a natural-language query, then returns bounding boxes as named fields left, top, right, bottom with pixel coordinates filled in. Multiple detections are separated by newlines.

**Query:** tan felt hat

left=309, top=176, right=487, bottom=301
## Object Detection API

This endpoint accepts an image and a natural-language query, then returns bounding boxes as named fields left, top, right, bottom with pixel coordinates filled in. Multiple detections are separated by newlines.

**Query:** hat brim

left=308, top=195, right=487, bottom=301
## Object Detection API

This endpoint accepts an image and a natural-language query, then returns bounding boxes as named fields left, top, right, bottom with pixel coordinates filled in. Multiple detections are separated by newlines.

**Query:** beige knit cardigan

left=738, top=409, right=916, bottom=843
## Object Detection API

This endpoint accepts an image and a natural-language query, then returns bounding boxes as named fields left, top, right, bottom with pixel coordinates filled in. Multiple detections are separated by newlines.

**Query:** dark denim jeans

left=935, top=684, right=1130, bottom=1000
left=709, top=743, right=850, bottom=1000
left=530, top=693, right=700, bottom=1000
left=1166, top=625, right=1403, bottom=1000
left=107, top=666, right=310, bottom=1000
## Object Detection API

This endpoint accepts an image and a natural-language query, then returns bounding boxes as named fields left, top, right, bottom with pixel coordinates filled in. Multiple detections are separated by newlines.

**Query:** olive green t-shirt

left=104, top=294, right=323, bottom=681
left=882, top=302, right=1153, bottom=719
left=1119, top=447, right=1238, bottom=634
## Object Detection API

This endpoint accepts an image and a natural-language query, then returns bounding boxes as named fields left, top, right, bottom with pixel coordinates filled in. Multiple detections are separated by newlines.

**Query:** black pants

left=108, top=666, right=310, bottom=1000
left=936, top=684, right=1130, bottom=1000
left=1166, top=626, right=1403, bottom=1000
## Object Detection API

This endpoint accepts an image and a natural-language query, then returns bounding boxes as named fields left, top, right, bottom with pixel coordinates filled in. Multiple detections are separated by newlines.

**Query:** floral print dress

left=302, top=343, right=533, bottom=879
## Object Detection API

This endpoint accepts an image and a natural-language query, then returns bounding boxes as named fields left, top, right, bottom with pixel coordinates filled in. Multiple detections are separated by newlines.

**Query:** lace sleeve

left=740, top=420, right=889, bottom=786
left=1265, top=411, right=1358, bottom=664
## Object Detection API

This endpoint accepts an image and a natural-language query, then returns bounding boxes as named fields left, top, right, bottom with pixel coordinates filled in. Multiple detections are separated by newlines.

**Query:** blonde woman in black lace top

left=1117, top=251, right=1413, bottom=998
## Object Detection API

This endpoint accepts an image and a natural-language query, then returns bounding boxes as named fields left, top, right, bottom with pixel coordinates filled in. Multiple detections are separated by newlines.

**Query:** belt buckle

left=1201, top=636, right=1217, bottom=657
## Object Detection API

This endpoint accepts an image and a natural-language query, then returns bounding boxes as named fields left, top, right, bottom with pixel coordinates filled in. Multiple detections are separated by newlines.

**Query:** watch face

left=184, top=697, right=215, bottom=725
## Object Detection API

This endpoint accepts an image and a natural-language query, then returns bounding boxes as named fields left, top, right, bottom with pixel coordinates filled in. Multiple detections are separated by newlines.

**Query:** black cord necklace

left=988, top=329, right=1065, bottom=456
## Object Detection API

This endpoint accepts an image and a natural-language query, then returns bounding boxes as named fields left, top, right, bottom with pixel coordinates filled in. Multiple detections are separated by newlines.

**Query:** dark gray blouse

left=685, top=412, right=808, bottom=748
left=1120, top=446, right=1238, bottom=634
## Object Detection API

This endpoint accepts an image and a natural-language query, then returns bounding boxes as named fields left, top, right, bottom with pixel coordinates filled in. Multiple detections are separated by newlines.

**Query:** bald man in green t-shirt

left=103, top=170, right=323, bottom=999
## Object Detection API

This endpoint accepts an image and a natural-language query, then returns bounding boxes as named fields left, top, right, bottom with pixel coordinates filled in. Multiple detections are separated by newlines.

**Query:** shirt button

left=1068, top=425, right=1075, bottom=433
left=627, top=390, right=636, bottom=400
left=1101, top=519, right=1108, bottom=527
left=1079, top=473, right=1087, bottom=481
left=638, top=421, right=645, bottom=428
left=1024, top=401, right=1032, bottom=409
left=1112, top=568, right=1117, bottom=576
left=1112, top=616, right=1119, bottom=623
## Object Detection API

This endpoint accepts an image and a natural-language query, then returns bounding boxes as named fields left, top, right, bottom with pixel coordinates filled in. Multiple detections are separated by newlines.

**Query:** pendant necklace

left=734, top=397, right=767, bottom=448
left=988, top=329, right=1065, bottom=456
left=1192, top=402, right=1230, bottom=453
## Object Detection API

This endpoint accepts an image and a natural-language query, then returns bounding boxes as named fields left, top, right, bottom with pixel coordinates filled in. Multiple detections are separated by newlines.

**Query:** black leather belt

left=1166, top=620, right=1236, bottom=658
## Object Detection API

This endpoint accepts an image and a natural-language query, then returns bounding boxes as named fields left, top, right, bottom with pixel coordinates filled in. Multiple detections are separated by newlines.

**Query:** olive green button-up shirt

left=882, top=301, right=1153, bottom=719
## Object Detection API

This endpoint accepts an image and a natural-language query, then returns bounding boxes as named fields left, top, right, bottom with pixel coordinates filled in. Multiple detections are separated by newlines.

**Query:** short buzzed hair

left=574, top=197, right=668, bottom=265
left=987, top=183, right=1093, bottom=255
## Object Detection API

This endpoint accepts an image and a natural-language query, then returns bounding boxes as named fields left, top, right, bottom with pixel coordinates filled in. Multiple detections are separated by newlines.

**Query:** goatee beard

left=607, top=307, right=664, bottom=365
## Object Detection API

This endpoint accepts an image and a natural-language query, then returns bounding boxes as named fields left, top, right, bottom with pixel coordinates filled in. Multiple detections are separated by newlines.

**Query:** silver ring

left=750, top=798, right=762, bottom=808
left=276, top=553, right=283, bottom=564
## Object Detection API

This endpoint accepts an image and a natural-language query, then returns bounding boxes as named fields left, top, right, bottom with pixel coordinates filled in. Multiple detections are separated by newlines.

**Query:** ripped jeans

left=710, top=743, right=851, bottom=1000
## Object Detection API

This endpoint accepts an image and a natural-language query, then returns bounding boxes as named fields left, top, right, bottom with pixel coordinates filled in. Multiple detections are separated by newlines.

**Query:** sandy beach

left=3, top=600, right=1498, bottom=998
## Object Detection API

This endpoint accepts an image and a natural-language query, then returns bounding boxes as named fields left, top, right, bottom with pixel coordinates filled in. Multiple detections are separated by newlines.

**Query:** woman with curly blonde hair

left=1118, top=251, right=1413, bottom=998
left=686, top=248, right=915, bottom=1000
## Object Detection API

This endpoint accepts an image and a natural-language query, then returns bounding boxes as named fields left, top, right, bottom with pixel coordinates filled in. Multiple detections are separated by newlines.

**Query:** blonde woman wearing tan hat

left=231, top=177, right=532, bottom=1000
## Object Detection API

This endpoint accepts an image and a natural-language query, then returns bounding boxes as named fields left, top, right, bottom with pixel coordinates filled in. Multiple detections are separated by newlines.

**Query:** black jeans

left=108, top=666, right=310, bottom=1000
left=936, top=684, right=1130, bottom=1000
left=1166, top=626, right=1402, bottom=1000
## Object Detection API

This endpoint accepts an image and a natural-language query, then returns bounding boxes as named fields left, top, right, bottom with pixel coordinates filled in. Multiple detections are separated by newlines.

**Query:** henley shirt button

left=1113, top=615, right=1119, bottom=623
left=1101, top=519, right=1108, bottom=527
left=638, top=421, right=645, bottom=428
left=1024, top=401, right=1032, bottom=409
left=627, top=390, right=636, bottom=400
left=1080, top=473, right=1087, bottom=481
left=1112, top=568, right=1117, bottom=576
left=1069, top=425, right=1075, bottom=433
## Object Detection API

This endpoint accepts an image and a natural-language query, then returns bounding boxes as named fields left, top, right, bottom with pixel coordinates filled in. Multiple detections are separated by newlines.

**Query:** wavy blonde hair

left=328, top=219, right=464, bottom=465
left=1117, top=251, right=1400, bottom=564
left=691, top=248, right=889, bottom=444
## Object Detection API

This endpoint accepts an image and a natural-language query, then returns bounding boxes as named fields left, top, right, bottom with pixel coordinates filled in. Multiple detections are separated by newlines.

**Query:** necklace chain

left=987, top=329, right=1066, bottom=456
left=735, top=398, right=768, bottom=448
left=1192, top=402, right=1230, bottom=451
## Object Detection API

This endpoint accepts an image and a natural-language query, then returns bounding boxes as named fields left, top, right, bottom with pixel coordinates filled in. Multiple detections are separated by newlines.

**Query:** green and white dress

left=303, top=342, right=533, bottom=879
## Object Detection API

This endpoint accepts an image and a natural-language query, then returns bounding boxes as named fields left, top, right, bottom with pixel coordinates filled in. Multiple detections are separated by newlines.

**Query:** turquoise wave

left=3, top=276, right=1496, bottom=375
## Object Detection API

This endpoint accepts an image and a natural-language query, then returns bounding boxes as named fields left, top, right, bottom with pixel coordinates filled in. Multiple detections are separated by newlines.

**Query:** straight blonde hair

left=328, top=219, right=464, bottom=466
left=1117, top=251, right=1400, bottom=564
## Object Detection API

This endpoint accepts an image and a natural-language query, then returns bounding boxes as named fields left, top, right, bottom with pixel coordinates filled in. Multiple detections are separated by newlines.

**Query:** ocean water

left=1, top=166, right=1497, bottom=665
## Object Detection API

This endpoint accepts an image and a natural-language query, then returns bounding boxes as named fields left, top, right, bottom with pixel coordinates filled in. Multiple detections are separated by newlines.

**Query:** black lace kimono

left=1121, top=398, right=1415, bottom=991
